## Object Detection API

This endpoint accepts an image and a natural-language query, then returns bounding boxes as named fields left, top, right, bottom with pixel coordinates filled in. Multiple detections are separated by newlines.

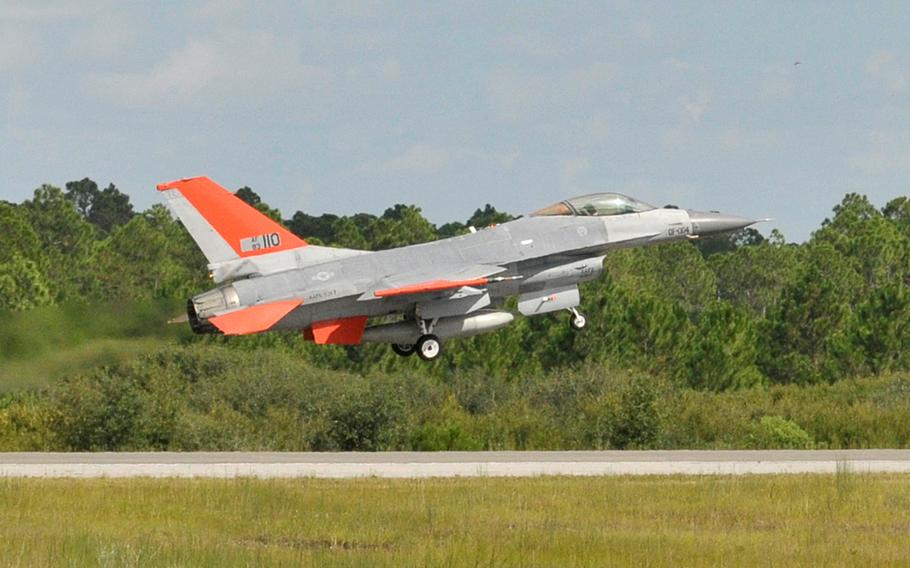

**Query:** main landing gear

left=568, top=307, right=587, bottom=331
left=415, top=334, right=441, bottom=361
left=391, top=318, right=443, bottom=361
left=391, top=343, right=415, bottom=357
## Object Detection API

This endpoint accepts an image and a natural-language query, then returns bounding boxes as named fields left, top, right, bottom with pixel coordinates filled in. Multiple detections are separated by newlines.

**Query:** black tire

left=569, top=313, right=587, bottom=331
left=391, top=343, right=415, bottom=357
left=416, top=334, right=442, bottom=361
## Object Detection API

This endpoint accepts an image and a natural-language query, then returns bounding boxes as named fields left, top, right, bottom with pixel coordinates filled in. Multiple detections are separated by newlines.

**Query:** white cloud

left=353, top=143, right=522, bottom=178
left=0, top=2, right=81, bottom=22
left=495, top=32, right=575, bottom=60
left=85, top=30, right=330, bottom=108
left=631, top=20, right=654, bottom=42
left=484, top=62, right=617, bottom=123
left=69, top=9, right=136, bottom=59
left=680, top=88, right=713, bottom=123
left=495, top=150, right=521, bottom=170
left=849, top=131, right=910, bottom=175
left=2, top=84, right=29, bottom=116
left=376, top=58, right=401, bottom=82
left=717, top=127, right=785, bottom=152
left=662, top=87, right=714, bottom=149
left=757, top=68, right=795, bottom=101
left=357, top=144, right=453, bottom=176
left=561, top=156, right=591, bottom=188
left=0, top=27, right=39, bottom=70
left=865, top=51, right=910, bottom=94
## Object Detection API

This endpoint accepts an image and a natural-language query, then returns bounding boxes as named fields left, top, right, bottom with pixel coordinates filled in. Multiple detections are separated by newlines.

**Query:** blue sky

left=2, top=1, right=909, bottom=241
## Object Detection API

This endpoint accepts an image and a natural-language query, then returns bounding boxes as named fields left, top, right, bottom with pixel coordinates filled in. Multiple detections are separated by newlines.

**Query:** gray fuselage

left=192, top=207, right=695, bottom=331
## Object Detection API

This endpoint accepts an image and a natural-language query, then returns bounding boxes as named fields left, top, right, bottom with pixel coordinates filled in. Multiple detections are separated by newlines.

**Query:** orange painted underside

left=373, top=277, right=490, bottom=298
left=308, top=316, right=369, bottom=345
left=156, top=176, right=306, bottom=258
left=209, top=299, right=303, bottom=335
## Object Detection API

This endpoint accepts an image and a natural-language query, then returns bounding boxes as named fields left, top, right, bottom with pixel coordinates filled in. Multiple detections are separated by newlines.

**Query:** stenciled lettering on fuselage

left=240, top=232, right=281, bottom=252
left=667, top=224, right=690, bottom=238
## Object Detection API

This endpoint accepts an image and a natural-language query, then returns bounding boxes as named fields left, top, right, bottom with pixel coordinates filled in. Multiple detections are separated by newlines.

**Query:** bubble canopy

left=531, top=193, right=656, bottom=217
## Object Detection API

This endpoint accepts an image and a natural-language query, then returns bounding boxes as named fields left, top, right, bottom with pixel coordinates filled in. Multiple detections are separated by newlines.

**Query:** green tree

left=22, top=185, right=97, bottom=301
left=683, top=301, right=763, bottom=391
left=813, top=193, right=908, bottom=291
left=695, top=227, right=766, bottom=257
left=88, top=183, right=134, bottom=232
left=65, top=178, right=135, bottom=233
left=234, top=186, right=284, bottom=223
left=95, top=205, right=208, bottom=300
left=0, top=202, right=46, bottom=267
left=365, top=204, right=437, bottom=250
left=0, top=255, right=52, bottom=310
left=438, top=204, right=514, bottom=238
left=64, top=178, right=98, bottom=217
left=466, top=204, right=514, bottom=228
left=436, top=221, right=467, bottom=239
left=330, top=217, right=370, bottom=250
left=850, top=282, right=910, bottom=374
left=604, top=242, right=717, bottom=315
left=758, top=243, right=864, bottom=384
left=710, top=230, right=800, bottom=316
left=287, top=212, right=339, bottom=243
left=883, top=196, right=910, bottom=238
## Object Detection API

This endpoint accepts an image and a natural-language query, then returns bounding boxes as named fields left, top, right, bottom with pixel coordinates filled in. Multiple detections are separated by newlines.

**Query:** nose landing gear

left=568, top=307, right=587, bottom=331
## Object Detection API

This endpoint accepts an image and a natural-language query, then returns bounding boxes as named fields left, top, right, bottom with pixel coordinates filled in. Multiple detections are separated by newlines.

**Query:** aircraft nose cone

left=688, top=210, right=757, bottom=236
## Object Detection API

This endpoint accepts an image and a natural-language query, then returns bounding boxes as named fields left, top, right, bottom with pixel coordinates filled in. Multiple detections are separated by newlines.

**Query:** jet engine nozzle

left=186, top=285, right=241, bottom=334
left=688, top=210, right=757, bottom=237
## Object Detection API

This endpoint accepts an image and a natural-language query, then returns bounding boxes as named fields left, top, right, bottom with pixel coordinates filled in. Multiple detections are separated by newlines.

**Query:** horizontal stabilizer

left=209, top=299, right=302, bottom=335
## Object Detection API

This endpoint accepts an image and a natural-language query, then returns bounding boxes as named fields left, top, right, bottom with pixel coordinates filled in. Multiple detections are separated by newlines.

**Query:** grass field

left=1, top=473, right=909, bottom=566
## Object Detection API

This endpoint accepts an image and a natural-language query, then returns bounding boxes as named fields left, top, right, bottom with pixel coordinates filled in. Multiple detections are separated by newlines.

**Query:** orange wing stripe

left=209, top=299, right=302, bottom=335
left=309, top=316, right=368, bottom=345
left=374, top=278, right=490, bottom=298
left=156, top=176, right=306, bottom=258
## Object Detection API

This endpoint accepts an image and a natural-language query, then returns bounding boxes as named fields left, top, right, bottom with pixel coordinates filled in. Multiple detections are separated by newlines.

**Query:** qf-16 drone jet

left=159, top=177, right=761, bottom=361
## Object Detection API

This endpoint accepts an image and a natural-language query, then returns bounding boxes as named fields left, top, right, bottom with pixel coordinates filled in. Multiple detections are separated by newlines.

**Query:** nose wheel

left=568, top=307, right=587, bottom=331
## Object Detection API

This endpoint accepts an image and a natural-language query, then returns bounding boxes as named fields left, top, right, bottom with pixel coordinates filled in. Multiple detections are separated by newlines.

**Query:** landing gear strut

left=568, top=307, right=587, bottom=331
left=390, top=317, right=443, bottom=361
left=415, top=317, right=442, bottom=361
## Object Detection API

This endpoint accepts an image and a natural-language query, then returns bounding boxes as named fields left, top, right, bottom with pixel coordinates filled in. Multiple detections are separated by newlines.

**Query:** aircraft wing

left=360, top=264, right=510, bottom=300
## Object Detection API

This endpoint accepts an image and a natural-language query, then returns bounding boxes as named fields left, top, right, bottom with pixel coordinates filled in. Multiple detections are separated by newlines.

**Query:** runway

left=2, top=450, right=910, bottom=478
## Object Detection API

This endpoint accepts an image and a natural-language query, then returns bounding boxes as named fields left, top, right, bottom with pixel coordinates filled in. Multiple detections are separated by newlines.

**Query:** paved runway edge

left=2, top=451, right=910, bottom=478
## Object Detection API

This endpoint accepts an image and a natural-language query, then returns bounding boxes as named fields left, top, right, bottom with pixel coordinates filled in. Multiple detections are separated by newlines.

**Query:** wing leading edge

left=363, top=264, right=512, bottom=300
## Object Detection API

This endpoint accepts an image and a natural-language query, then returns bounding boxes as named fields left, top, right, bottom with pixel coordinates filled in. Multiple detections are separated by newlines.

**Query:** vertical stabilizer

left=157, top=176, right=306, bottom=264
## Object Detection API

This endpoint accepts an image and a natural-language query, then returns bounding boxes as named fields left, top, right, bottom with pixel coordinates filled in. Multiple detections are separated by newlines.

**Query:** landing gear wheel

left=416, top=334, right=442, bottom=361
left=569, top=312, right=587, bottom=331
left=391, top=343, right=415, bottom=357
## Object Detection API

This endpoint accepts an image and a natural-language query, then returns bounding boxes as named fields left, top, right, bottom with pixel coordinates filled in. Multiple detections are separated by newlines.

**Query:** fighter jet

left=159, top=177, right=759, bottom=361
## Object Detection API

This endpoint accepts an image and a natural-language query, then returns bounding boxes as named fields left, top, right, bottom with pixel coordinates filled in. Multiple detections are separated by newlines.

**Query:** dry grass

left=0, top=472, right=909, bottom=566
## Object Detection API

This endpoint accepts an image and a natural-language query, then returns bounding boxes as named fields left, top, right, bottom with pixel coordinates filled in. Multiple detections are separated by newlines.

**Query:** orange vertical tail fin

left=157, top=176, right=306, bottom=264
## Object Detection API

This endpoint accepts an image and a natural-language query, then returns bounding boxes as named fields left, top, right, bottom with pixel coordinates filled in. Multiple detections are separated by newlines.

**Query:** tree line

left=2, top=178, right=909, bottom=391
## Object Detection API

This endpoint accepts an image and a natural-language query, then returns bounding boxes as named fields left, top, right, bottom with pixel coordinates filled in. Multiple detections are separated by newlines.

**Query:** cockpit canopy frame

left=531, top=193, right=656, bottom=217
